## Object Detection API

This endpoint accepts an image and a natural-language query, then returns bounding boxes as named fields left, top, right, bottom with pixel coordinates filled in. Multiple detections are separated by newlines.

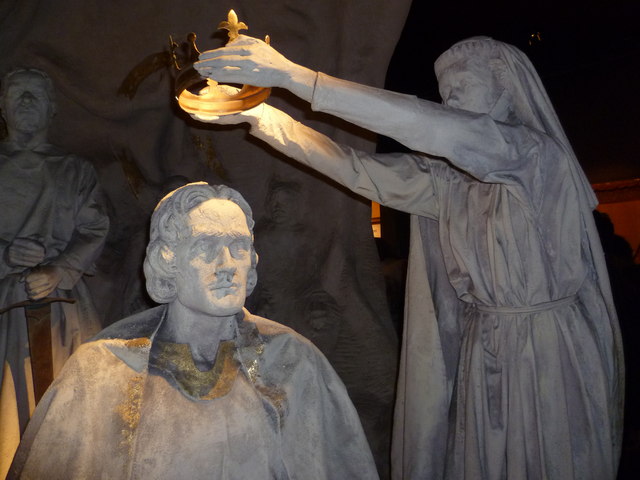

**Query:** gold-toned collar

left=151, top=340, right=239, bottom=400
left=148, top=309, right=266, bottom=401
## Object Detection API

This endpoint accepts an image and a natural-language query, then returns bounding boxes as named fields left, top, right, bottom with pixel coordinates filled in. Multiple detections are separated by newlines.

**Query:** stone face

left=0, top=2, right=409, bottom=476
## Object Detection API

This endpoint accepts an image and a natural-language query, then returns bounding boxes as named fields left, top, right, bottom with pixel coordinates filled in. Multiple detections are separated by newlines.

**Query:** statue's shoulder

left=94, top=305, right=167, bottom=341
left=243, top=309, right=320, bottom=355
left=34, top=143, right=94, bottom=168
left=243, top=309, right=298, bottom=337
left=76, top=306, right=167, bottom=371
left=242, top=311, right=341, bottom=390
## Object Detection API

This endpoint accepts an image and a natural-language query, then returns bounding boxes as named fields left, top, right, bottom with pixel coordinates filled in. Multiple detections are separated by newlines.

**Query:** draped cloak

left=8, top=306, right=379, bottom=480
left=0, top=143, right=108, bottom=478
left=237, top=40, right=624, bottom=479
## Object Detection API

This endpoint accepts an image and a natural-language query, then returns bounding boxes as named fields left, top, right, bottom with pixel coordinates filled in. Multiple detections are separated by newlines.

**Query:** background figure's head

left=265, top=177, right=302, bottom=226
left=0, top=67, right=56, bottom=139
left=144, top=182, right=258, bottom=314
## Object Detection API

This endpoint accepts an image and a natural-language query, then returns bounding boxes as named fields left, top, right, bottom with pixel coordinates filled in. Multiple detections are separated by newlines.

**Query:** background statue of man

left=0, top=68, right=109, bottom=477
left=9, top=182, right=378, bottom=479
left=191, top=35, right=624, bottom=479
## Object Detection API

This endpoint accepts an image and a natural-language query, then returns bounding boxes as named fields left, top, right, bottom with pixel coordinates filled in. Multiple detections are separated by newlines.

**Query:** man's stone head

left=144, top=182, right=258, bottom=317
left=0, top=68, right=56, bottom=136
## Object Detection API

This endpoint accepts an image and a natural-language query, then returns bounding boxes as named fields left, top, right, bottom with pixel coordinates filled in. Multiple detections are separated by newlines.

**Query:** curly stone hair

left=143, top=182, right=257, bottom=303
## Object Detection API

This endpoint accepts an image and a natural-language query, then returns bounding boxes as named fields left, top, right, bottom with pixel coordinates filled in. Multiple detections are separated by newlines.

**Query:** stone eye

left=229, top=239, right=249, bottom=258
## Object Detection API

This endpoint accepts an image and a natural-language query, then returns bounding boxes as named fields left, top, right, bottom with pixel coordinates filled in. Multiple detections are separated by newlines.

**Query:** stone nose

left=214, top=246, right=236, bottom=274
left=446, top=91, right=460, bottom=106
left=19, top=91, right=36, bottom=104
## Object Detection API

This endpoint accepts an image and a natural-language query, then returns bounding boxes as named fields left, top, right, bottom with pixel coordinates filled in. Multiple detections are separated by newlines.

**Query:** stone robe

left=9, top=305, right=379, bottom=480
left=0, top=143, right=108, bottom=477
left=242, top=71, right=624, bottom=479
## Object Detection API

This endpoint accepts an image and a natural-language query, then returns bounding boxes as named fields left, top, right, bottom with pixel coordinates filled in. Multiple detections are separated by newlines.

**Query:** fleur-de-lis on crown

left=168, top=9, right=271, bottom=117
left=218, top=9, right=248, bottom=41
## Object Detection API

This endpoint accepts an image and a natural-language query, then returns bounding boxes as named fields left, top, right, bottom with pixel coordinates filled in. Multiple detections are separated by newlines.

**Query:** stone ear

left=246, top=267, right=258, bottom=296
left=144, top=242, right=179, bottom=303
left=157, top=244, right=177, bottom=276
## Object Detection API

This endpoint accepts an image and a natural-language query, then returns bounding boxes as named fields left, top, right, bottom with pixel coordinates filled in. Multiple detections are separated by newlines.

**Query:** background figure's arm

left=0, top=240, right=10, bottom=279
left=1, top=238, right=46, bottom=290
left=4, top=238, right=45, bottom=268
left=48, top=162, right=109, bottom=290
left=227, top=104, right=439, bottom=218
left=0, top=239, right=25, bottom=280
left=24, top=266, right=63, bottom=300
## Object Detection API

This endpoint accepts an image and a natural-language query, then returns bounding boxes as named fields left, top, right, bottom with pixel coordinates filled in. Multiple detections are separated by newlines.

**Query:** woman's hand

left=195, top=35, right=317, bottom=102
left=189, top=103, right=264, bottom=126
left=195, top=35, right=295, bottom=89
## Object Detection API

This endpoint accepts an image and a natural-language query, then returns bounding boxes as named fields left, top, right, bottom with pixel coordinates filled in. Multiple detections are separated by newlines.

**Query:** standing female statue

left=193, top=36, right=624, bottom=479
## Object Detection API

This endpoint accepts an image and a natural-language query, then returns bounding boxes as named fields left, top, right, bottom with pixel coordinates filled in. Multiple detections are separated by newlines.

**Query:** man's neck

left=8, top=129, right=47, bottom=150
left=162, top=301, right=239, bottom=369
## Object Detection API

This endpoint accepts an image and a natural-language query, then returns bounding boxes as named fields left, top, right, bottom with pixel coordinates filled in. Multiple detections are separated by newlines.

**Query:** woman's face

left=438, top=59, right=507, bottom=119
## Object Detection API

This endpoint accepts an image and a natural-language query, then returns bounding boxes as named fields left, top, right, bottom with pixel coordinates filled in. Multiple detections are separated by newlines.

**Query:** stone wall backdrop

left=0, top=1, right=412, bottom=476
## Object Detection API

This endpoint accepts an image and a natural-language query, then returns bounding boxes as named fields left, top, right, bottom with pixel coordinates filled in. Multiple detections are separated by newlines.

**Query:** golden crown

left=170, top=10, right=270, bottom=117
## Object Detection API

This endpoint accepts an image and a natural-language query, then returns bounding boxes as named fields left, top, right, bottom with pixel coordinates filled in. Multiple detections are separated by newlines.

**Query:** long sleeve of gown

left=310, top=72, right=547, bottom=186
left=250, top=105, right=439, bottom=218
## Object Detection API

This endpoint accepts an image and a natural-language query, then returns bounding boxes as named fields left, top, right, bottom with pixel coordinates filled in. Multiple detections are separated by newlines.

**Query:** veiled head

left=435, top=36, right=600, bottom=213
left=435, top=37, right=514, bottom=121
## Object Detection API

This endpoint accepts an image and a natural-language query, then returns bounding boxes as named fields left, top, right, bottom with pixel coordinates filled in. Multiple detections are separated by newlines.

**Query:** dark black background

left=384, top=0, right=640, bottom=183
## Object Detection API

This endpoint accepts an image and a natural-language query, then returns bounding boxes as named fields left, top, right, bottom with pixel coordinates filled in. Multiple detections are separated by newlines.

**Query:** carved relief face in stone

left=266, top=181, right=301, bottom=227
left=173, top=198, right=255, bottom=317
left=438, top=59, right=509, bottom=120
left=1, top=71, right=54, bottom=135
